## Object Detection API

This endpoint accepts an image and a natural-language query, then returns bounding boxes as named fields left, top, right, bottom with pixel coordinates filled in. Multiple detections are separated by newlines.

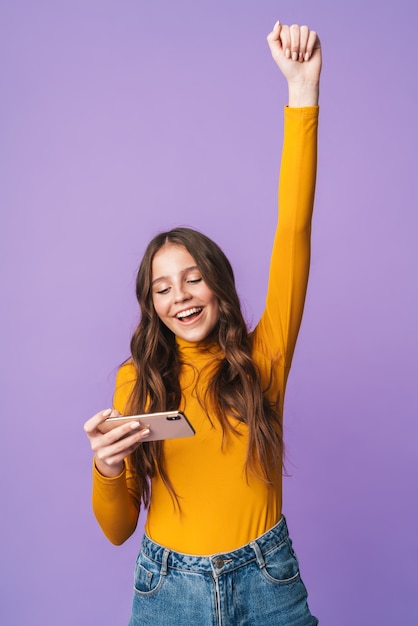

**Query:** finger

left=266, top=20, right=283, bottom=59
left=305, top=30, right=318, bottom=61
left=289, top=24, right=301, bottom=62
left=93, top=426, right=151, bottom=462
left=298, top=25, right=309, bottom=63
left=98, top=442, right=140, bottom=469
left=266, top=19, right=282, bottom=44
left=101, top=419, right=150, bottom=446
left=84, top=408, right=114, bottom=435
left=279, top=25, right=291, bottom=59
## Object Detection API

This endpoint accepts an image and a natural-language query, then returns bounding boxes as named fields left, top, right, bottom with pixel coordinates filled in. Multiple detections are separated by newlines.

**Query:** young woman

left=85, top=20, right=321, bottom=626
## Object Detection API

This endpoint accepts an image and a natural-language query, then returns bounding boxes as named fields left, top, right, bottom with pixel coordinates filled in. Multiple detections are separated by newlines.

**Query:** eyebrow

left=151, top=265, right=200, bottom=286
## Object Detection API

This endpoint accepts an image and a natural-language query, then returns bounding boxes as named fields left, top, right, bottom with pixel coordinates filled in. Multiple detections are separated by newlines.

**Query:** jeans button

left=215, top=557, right=224, bottom=568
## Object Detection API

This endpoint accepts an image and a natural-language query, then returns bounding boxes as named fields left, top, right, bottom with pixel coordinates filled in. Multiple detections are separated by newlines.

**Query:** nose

left=173, top=283, right=191, bottom=304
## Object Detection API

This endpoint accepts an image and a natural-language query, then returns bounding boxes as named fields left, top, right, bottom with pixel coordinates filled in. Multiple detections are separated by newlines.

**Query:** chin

left=175, top=322, right=218, bottom=344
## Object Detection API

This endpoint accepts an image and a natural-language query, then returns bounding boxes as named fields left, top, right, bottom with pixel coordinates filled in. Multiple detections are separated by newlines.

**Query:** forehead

left=151, top=244, right=197, bottom=278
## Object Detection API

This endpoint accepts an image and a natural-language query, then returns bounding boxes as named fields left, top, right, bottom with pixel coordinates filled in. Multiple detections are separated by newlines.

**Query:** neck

left=175, top=335, right=221, bottom=360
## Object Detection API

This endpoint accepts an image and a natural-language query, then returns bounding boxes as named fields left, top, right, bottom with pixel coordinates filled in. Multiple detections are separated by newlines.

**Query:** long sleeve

left=91, top=362, right=141, bottom=545
left=253, top=106, right=319, bottom=406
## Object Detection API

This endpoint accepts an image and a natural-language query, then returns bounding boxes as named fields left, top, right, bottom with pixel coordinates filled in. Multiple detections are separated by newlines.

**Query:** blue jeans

left=129, top=516, right=318, bottom=625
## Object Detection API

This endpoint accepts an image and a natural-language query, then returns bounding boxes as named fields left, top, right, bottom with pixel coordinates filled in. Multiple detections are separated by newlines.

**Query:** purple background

left=1, top=1, right=417, bottom=624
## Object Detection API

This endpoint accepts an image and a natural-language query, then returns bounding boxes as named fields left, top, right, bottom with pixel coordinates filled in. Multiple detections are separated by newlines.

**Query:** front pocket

left=133, top=552, right=165, bottom=596
left=259, top=537, right=301, bottom=585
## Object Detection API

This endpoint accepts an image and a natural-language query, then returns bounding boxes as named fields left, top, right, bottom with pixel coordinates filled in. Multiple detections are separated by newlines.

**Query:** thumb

left=266, top=20, right=282, bottom=56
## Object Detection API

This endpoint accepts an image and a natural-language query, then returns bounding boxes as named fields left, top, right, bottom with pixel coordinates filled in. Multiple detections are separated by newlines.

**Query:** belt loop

left=161, top=548, right=170, bottom=576
left=250, top=541, right=266, bottom=569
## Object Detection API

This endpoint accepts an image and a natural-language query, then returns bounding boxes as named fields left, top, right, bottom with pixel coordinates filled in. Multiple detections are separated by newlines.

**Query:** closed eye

left=187, top=277, right=202, bottom=284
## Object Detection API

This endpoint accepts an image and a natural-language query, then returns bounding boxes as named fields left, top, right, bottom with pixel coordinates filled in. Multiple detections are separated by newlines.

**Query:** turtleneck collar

left=175, top=335, right=222, bottom=362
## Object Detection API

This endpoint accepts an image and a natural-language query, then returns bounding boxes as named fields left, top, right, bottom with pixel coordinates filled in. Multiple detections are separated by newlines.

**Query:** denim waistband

left=141, top=516, right=289, bottom=576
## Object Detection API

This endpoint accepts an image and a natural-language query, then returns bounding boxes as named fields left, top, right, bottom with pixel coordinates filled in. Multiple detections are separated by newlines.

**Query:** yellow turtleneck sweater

left=92, top=106, right=319, bottom=554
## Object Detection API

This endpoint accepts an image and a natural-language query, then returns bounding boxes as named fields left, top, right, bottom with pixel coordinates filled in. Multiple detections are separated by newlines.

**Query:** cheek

left=211, top=298, right=220, bottom=322
left=152, top=296, right=164, bottom=320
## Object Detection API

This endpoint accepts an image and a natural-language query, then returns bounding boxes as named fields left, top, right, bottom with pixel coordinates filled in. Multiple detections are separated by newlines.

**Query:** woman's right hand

left=83, top=408, right=151, bottom=478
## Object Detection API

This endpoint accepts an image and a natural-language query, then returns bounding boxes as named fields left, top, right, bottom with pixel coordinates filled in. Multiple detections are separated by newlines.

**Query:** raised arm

left=254, top=22, right=321, bottom=396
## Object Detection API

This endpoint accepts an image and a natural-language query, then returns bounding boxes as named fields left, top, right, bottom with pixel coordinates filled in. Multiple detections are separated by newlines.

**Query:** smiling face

left=151, top=244, right=220, bottom=343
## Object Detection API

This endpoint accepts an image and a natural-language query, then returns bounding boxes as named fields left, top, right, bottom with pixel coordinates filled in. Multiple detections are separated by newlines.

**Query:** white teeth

left=176, top=307, right=202, bottom=319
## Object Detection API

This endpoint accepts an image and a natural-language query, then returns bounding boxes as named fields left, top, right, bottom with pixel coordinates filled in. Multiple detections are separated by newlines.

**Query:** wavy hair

left=125, top=227, right=283, bottom=508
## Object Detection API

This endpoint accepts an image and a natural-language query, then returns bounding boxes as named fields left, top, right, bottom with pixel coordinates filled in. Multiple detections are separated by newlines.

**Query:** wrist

left=94, top=456, right=125, bottom=478
left=288, top=81, right=319, bottom=107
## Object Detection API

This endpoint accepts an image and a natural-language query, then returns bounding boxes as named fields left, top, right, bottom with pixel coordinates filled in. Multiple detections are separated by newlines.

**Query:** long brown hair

left=125, top=227, right=282, bottom=508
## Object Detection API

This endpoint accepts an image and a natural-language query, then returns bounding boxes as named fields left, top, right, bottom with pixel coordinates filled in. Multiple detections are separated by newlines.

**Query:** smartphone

left=98, top=410, right=195, bottom=442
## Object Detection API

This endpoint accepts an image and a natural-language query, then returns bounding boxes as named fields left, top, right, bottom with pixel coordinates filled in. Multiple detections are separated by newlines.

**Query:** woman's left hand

left=267, top=21, right=322, bottom=106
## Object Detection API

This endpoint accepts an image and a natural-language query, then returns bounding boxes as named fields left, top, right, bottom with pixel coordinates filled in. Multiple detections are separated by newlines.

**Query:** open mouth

left=176, top=307, right=203, bottom=322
